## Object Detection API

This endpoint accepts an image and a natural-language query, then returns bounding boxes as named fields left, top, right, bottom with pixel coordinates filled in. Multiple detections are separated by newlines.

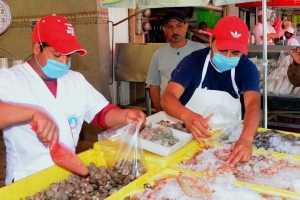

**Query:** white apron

left=185, top=52, right=241, bottom=119
left=0, top=63, right=108, bottom=184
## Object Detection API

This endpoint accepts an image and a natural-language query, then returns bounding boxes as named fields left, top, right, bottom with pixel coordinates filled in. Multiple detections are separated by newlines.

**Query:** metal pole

left=108, top=21, right=114, bottom=85
left=114, top=9, right=146, bottom=26
left=262, top=0, right=268, bottom=128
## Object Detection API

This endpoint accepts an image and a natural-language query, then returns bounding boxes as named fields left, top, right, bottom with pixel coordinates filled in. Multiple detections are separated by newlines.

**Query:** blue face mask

left=35, top=55, right=71, bottom=79
left=42, top=58, right=71, bottom=79
left=212, top=52, right=240, bottom=73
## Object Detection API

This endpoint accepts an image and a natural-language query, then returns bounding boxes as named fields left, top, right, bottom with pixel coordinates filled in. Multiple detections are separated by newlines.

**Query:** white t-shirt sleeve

left=287, top=38, right=300, bottom=46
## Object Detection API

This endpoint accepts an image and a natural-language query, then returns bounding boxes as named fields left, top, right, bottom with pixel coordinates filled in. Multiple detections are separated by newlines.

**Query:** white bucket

left=13, top=60, right=24, bottom=66
left=0, top=58, right=8, bottom=68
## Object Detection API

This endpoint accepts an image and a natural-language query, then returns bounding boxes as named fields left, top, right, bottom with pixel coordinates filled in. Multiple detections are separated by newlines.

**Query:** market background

left=1, top=0, right=300, bottom=192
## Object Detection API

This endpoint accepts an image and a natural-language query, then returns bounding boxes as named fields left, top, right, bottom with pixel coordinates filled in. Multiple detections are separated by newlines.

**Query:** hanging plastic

left=98, top=121, right=147, bottom=179
left=202, top=104, right=241, bottom=140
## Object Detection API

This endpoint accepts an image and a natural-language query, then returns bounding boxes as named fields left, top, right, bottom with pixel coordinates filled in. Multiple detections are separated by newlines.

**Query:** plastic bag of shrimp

left=202, top=104, right=241, bottom=140
left=98, top=121, right=148, bottom=181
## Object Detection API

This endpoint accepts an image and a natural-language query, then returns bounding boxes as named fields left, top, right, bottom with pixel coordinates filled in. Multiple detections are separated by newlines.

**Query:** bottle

left=251, top=34, right=255, bottom=44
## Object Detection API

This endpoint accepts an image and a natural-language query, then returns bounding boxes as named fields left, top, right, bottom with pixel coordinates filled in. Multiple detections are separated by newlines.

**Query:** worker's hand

left=181, top=111, right=212, bottom=147
left=286, top=47, right=300, bottom=65
left=125, top=109, right=146, bottom=125
left=31, top=110, right=59, bottom=150
left=267, top=33, right=279, bottom=41
left=226, top=137, right=253, bottom=167
left=267, top=34, right=273, bottom=41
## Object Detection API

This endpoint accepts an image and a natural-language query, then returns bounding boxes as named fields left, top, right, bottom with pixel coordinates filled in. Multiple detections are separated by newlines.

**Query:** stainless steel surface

left=247, top=44, right=293, bottom=59
left=115, top=43, right=165, bottom=82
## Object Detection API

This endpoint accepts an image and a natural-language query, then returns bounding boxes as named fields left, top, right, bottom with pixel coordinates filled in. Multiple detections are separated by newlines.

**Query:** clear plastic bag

left=202, top=104, right=241, bottom=139
left=98, top=121, right=147, bottom=179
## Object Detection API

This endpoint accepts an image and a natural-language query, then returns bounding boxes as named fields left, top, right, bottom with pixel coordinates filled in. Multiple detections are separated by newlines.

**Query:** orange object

left=31, top=121, right=88, bottom=176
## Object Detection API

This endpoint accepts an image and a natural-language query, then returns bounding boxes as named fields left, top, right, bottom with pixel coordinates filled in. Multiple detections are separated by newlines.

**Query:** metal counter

left=115, top=43, right=166, bottom=82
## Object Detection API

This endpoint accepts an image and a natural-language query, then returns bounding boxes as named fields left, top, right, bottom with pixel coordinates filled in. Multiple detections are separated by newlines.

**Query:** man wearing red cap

left=0, top=14, right=146, bottom=184
left=161, top=16, right=261, bottom=167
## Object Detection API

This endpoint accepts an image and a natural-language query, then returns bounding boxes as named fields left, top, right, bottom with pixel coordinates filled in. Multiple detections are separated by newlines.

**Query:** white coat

left=0, top=62, right=109, bottom=184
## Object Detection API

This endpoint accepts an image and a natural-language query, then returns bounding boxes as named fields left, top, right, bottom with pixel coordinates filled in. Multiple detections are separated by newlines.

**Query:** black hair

left=39, top=42, right=50, bottom=52
left=199, top=21, right=207, bottom=28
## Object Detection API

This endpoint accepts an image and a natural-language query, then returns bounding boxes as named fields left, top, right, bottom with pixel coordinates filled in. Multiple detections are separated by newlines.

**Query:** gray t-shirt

left=146, top=40, right=206, bottom=96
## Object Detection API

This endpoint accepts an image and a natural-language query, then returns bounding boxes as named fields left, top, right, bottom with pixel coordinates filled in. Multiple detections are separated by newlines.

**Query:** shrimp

left=177, top=172, right=214, bottom=198
left=184, top=151, right=203, bottom=165
left=214, top=148, right=231, bottom=161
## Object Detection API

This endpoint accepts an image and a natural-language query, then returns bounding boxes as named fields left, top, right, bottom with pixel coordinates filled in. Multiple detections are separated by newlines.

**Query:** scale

left=0, top=0, right=11, bottom=35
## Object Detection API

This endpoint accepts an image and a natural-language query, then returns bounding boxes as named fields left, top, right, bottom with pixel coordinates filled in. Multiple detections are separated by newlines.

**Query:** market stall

left=4, top=112, right=300, bottom=199
left=6, top=0, right=300, bottom=199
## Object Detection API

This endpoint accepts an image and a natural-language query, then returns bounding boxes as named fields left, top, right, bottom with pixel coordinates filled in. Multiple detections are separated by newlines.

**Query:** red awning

left=236, top=0, right=300, bottom=7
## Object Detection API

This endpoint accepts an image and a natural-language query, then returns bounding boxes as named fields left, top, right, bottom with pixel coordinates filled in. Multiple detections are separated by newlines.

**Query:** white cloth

left=185, top=52, right=241, bottom=119
left=287, top=35, right=300, bottom=46
left=253, top=22, right=277, bottom=45
left=0, top=63, right=109, bottom=184
left=146, top=40, right=205, bottom=96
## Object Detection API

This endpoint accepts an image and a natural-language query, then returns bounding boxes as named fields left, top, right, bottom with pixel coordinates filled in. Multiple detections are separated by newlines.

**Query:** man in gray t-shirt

left=146, top=10, right=205, bottom=112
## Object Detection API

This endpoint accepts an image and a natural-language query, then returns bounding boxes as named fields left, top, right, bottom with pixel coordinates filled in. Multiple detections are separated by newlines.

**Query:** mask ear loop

left=34, top=19, right=49, bottom=70
left=37, top=19, right=49, bottom=59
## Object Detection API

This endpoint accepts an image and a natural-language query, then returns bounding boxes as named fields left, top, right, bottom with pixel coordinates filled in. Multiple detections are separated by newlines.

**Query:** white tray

left=140, top=124, right=193, bottom=157
left=146, top=111, right=182, bottom=125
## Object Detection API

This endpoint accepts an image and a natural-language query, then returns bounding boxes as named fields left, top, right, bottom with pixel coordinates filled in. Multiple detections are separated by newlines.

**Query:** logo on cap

left=231, top=31, right=241, bottom=38
left=65, top=23, right=75, bottom=36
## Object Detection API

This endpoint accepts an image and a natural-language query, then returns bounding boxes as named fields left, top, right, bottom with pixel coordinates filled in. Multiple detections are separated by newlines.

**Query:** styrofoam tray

left=140, top=124, right=193, bottom=157
left=146, top=111, right=182, bottom=125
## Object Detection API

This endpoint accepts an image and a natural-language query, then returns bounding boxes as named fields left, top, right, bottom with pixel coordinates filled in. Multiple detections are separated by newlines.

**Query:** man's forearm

left=0, top=101, right=35, bottom=129
left=149, top=85, right=162, bottom=112
left=240, top=96, right=261, bottom=142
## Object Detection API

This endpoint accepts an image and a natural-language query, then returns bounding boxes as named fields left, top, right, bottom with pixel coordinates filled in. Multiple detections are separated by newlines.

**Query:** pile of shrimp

left=130, top=172, right=285, bottom=200
left=176, top=144, right=300, bottom=192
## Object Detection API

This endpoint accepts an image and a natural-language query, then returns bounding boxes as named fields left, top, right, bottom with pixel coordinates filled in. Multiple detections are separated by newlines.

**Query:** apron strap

left=231, top=68, right=240, bottom=98
left=199, top=51, right=211, bottom=88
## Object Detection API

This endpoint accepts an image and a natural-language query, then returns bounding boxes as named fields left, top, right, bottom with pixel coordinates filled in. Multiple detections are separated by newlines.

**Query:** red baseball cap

left=32, top=14, right=87, bottom=56
left=212, top=16, right=249, bottom=55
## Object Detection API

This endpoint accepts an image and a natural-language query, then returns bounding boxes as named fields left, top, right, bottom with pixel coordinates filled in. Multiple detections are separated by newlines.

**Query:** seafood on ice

left=139, top=124, right=179, bottom=147
left=157, top=120, right=190, bottom=133
left=219, top=126, right=300, bottom=156
left=253, top=130, right=300, bottom=155
left=129, top=171, right=285, bottom=200
left=177, top=144, right=300, bottom=193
